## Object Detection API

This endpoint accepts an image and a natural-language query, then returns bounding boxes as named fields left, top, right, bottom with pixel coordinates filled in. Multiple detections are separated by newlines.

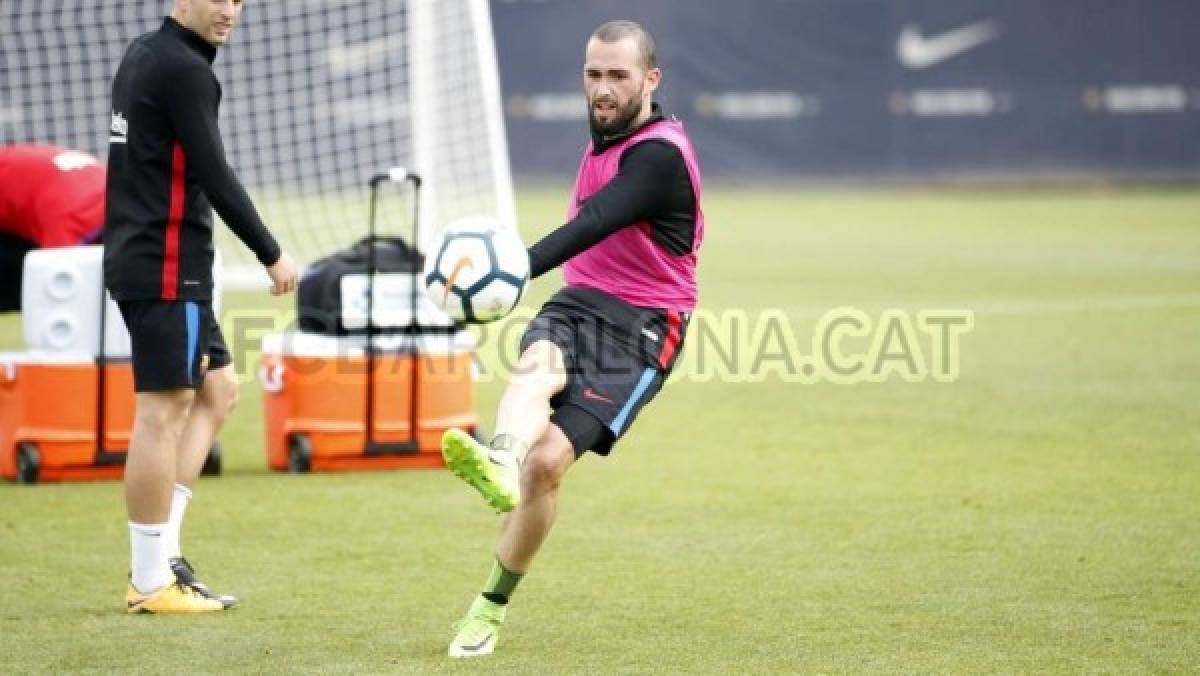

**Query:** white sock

left=129, top=522, right=174, bottom=593
left=164, top=483, right=193, bottom=560
left=490, top=433, right=530, bottom=465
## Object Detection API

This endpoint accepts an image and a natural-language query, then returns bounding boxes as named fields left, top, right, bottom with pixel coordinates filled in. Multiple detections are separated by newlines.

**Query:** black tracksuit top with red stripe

left=104, top=17, right=280, bottom=301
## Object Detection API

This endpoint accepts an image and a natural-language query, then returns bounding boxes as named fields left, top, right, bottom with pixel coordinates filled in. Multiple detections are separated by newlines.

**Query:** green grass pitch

left=0, top=186, right=1197, bottom=672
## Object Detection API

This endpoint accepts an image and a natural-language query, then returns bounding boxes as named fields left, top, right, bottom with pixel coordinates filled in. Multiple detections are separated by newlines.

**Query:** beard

left=588, top=88, right=646, bottom=137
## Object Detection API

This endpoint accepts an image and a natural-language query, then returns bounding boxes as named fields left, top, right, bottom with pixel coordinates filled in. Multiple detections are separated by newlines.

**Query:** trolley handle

left=365, top=166, right=424, bottom=339
left=364, top=166, right=423, bottom=454
left=369, top=167, right=422, bottom=190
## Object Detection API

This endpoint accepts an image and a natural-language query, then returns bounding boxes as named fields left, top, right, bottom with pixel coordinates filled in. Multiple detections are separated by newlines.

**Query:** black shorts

left=116, top=300, right=231, bottom=392
left=519, top=286, right=689, bottom=457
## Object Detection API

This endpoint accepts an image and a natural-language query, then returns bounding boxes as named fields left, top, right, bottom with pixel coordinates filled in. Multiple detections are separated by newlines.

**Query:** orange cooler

left=259, top=331, right=477, bottom=473
left=0, top=352, right=135, bottom=483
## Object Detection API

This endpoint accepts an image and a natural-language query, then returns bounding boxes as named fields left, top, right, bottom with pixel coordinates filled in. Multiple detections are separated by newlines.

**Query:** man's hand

left=266, top=252, right=298, bottom=295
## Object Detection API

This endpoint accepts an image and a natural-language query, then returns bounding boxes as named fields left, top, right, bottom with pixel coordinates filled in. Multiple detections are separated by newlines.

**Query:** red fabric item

left=0, top=143, right=106, bottom=247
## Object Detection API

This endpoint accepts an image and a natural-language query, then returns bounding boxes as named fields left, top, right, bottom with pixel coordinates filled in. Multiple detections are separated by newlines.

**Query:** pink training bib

left=563, top=117, right=704, bottom=311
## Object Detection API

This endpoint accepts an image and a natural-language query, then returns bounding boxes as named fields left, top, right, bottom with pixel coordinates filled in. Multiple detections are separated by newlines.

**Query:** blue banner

left=491, top=0, right=1200, bottom=179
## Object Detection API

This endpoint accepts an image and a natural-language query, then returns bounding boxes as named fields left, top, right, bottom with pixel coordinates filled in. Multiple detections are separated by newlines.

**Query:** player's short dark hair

left=590, top=20, right=657, bottom=71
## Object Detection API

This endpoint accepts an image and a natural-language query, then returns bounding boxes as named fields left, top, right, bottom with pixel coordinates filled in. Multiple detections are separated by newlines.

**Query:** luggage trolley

left=259, top=169, right=479, bottom=473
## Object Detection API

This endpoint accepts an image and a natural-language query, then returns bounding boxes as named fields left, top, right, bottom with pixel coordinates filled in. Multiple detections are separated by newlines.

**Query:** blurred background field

left=2, top=186, right=1198, bottom=672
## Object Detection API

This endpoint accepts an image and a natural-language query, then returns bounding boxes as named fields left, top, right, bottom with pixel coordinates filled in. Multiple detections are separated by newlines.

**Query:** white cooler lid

left=259, top=330, right=476, bottom=357
left=0, top=350, right=98, bottom=365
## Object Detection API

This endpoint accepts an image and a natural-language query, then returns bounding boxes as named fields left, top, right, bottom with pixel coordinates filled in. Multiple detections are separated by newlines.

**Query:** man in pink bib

left=440, top=20, right=705, bottom=657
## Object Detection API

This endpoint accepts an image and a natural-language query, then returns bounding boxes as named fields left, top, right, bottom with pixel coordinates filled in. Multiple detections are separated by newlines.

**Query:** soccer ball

left=423, top=217, right=529, bottom=323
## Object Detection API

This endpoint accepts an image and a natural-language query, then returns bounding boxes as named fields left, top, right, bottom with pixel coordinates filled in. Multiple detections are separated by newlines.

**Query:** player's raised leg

left=449, top=423, right=576, bottom=657
left=441, top=340, right=567, bottom=512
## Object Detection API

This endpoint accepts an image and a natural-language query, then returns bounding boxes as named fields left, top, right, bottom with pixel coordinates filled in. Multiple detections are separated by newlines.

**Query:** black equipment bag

left=296, top=236, right=423, bottom=335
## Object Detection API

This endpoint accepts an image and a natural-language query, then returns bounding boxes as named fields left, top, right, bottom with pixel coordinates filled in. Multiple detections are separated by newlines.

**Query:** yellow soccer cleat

left=125, top=578, right=227, bottom=614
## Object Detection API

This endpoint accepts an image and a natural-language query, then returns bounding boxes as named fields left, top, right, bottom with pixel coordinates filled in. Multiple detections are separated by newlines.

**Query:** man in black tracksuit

left=105, top=0, right=297, bottom=614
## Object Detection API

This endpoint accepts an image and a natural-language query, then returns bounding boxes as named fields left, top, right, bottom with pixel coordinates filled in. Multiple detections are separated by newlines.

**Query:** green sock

left=490, top=433, right=530, bottom=464
left=481, top=557, right=523, bottom=605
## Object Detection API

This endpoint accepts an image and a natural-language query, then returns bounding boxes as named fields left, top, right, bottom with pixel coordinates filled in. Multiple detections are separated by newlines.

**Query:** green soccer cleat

left=448, top=595, right=506, bottom=658
left=441, top=428, right=520, bottom=512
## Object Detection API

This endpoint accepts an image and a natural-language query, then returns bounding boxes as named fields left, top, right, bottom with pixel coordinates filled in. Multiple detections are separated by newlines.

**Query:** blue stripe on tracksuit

left=185, top=301, right=199, bottom=385
left=609, top=368, right=657, bottom=436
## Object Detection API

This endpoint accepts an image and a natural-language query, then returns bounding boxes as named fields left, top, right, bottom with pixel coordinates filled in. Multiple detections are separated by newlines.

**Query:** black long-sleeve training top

left=527, top=105, right=697, bottom=279
left=104, top=17, right=279, bottom=301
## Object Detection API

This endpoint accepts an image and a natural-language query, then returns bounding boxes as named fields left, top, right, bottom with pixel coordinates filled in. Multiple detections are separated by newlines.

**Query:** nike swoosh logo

left=443, top=256, right=475, bottom=304
left=583, top=388, right=614, bottom=404
left=460, top=633, right=493, bottom=652
left=896, top=20, right=1000, bottom=70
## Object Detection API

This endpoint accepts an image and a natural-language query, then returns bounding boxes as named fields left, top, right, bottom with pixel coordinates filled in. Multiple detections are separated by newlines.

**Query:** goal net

left=0, top=0, right=516, bottom=287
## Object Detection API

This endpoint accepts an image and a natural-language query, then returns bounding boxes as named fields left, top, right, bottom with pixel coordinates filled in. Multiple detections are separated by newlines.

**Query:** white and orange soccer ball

left=423, top=217, right=529, bottom=324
